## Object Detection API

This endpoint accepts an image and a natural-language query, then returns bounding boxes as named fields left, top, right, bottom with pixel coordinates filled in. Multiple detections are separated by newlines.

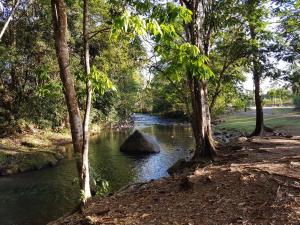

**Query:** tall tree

left=243, top=0, right=272, bottom=136
left=180, top=0, right=216, bottom=159
left=81, top=0, right=92, bottom=203
left=51, top=0, right=86, bottom=199
left=117, top=0, right=217, bottom=159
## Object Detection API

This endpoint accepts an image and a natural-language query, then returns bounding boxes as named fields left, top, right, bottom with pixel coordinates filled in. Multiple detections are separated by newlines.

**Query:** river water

left=0, top=114, right=193, bottom=225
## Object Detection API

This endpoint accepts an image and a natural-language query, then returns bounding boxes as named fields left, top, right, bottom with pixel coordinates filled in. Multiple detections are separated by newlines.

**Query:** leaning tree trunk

left=51, top=0, right=84, bottom=190
left=81, top=0, right=92, bottom=203
left=183, top=0, right=216, bottom=160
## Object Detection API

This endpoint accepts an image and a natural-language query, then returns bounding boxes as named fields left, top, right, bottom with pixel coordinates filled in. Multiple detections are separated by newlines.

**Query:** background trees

left=273, top=0, right=300, bottom=107
left=1, top=0, right=297, bottom=135
left=0, top=0, right=147, bottom=135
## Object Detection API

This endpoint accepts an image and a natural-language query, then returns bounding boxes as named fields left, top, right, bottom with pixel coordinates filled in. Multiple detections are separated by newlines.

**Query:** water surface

left=0, top=114, right=193, bottom=225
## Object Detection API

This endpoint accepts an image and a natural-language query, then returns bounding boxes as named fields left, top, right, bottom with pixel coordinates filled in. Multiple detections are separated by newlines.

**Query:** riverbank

left=0, top=119, right=135, bottom=176
left=49, top=136, right=300, bottom=225
left=0, top=129, right=73, bottom=175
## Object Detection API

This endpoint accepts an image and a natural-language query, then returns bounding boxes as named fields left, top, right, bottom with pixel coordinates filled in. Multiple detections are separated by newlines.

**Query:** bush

left=293, top=95, right=300, bottom=108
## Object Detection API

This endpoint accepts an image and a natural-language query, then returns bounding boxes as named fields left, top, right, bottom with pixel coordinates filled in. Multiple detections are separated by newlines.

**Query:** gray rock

left=214, top=131, right=222, bottom=136
left=167, top=159, right=189, bottom=175
left=120, top=130, right=160, bottom=154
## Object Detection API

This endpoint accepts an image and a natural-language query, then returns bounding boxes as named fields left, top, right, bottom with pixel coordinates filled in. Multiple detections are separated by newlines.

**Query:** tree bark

left=81, top=0, right=92, bottom=203
left=51, top=0, right=83, bottom=154
left=189, top=74, right=216, bottom=160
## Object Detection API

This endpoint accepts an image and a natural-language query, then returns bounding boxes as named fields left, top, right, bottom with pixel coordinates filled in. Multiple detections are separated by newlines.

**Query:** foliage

left=0, top=0, right=147, bottom=130
left=293, top=95, right=300, bottom=108
left=90, top=66, right=116, bottom=96
left=1, top=0, right=299, bottom=130
left=0, top=0, right=66, bottom=128
left=273, top=0, right=299, bottom=94
left=95, top=179, right=110, bottom=197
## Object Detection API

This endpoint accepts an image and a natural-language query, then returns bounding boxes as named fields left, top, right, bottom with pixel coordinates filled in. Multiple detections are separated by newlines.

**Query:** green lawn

left=216, top=112, right=300, bottom=134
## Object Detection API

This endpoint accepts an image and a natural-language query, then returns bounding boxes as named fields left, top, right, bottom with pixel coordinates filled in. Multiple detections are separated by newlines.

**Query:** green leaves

left=35, top=66, right=63, bottom=98
left=112, top=2, right=192, bottom=40
left=147, top=19, right=162, bottom=36
left=112, top=11, right=146, bottom=39
left=90, top=66, right=116, bottom=96
left=157, top=42, right=214, bottom=80
left=37, top=82, right=62, bottom=98
left=152, top=2, right=192, bottom=24
left=176, top=5, right=192, bottom=24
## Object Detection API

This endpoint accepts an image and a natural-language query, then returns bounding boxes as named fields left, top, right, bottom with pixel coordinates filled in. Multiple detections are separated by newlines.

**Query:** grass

left=216, top=111, right=300, bottom=134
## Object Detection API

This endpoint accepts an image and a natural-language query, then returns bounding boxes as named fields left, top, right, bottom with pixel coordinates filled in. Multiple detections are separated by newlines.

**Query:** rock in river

left=120, top=130, right=161, bottom=154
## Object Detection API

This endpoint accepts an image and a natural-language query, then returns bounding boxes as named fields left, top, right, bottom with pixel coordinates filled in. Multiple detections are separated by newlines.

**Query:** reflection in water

left=0, top=114, right=193, bottom=225
left=0, top=160, right=80, bottom=225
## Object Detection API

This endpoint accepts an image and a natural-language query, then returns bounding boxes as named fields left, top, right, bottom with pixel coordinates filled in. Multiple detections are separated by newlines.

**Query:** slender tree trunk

left=81, top=0, right=92, bottom=203
left=251, top=67, right=264, bottom=136
left=51, top=0, right=83, bottom=154
left=249, top=25, right=264, bottom=136
left=0, top=0, right=20, bottom=41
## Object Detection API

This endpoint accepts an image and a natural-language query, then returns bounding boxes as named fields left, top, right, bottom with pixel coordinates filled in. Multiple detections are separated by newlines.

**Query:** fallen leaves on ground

left=49, top=136, right=300, bottom=225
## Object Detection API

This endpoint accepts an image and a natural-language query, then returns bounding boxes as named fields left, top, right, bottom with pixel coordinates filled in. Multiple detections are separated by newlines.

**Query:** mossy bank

left=0, top=129, right=72, bottom=176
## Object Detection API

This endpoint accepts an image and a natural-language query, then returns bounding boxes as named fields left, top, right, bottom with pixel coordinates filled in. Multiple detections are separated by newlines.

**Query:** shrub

left=293, top=95, right=300, bottom=108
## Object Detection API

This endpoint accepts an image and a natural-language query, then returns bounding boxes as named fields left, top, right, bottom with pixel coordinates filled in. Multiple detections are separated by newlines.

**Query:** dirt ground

left=49, top=135, right=300, bottom=225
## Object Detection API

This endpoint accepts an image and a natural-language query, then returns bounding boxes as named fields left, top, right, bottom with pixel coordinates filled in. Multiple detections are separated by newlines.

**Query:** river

left=0, top=114, right=193, bottom=225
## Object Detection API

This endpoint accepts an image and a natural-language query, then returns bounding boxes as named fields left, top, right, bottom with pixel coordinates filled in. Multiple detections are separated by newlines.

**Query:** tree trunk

left=51, top=0, right=83, bottom=154
left=251, top=68, right=264, bottom=136
left=249, top=25, right=264, bottom=136
left=189, top=74, right=216, bottom=160
left=182, top=0, right=216, bottom=160
left=81, top=0, right=92, bottom=203
left=51, top=0, right=86, bottom=196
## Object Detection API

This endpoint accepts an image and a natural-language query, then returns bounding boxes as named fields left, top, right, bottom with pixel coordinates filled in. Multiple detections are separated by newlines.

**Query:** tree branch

left=88, top=27, right=110, bottom=40
left=0, top=0, right=20, bottom=41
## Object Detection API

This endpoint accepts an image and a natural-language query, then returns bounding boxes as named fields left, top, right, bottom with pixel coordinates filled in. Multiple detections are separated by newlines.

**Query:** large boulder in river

left=120, top=130, right=160, bottom=154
